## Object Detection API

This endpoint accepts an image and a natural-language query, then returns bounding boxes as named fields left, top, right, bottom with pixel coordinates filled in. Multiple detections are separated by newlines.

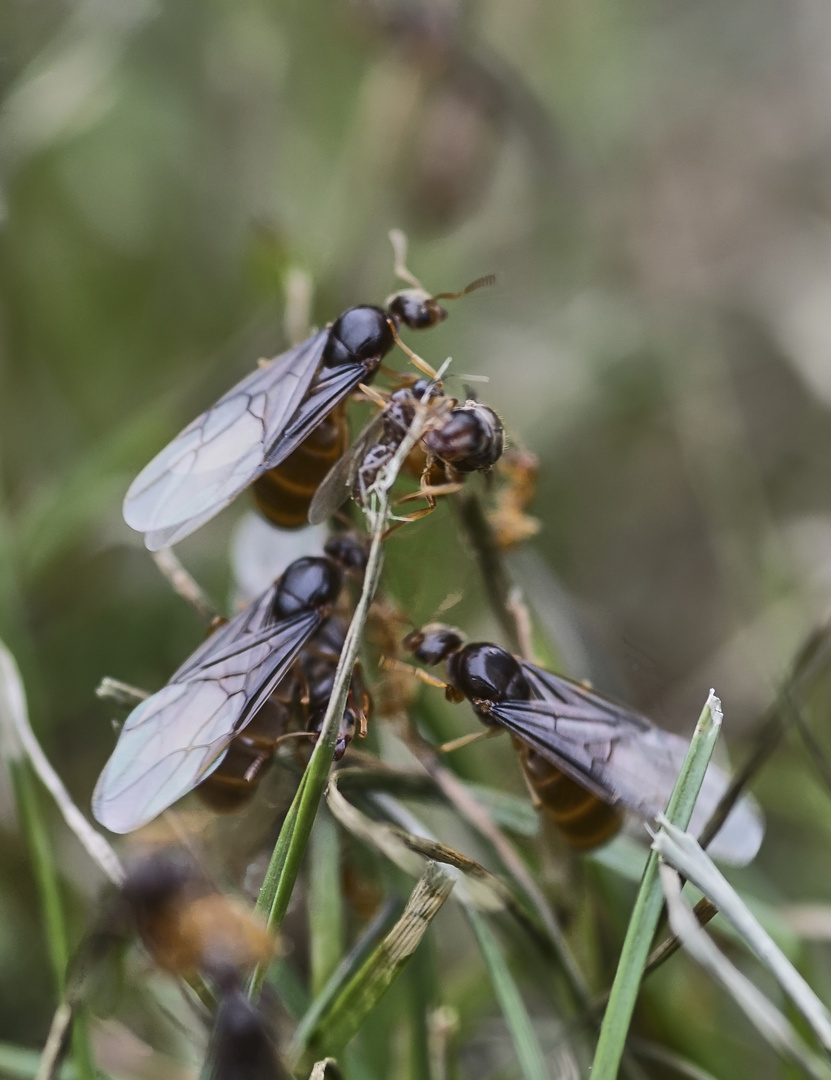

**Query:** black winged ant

left=93, top=535, right=370, bottom=833
left=124, top=233, right=493, bottom=548
left=404, top=624, right=764, bottom=863
left=71, top=850, right=285, bottom=1080
left=308, top=378, right=503, bottom=527
left=196, top=612, right=372, bottom=814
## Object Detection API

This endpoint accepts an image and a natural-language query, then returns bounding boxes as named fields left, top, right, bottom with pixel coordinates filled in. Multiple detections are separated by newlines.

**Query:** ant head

left=385, top=228, right=493, bottom=332
left=386, top=289, right=448, bottom=331
left=403, top=623, right=466, bottom=666
left=324, top=532, right=370, bottom=576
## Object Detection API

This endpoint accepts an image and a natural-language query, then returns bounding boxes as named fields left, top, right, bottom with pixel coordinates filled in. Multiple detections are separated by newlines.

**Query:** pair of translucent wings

left=92, top=586, right=327, bottom=834
left=308, top=405, right=395, bottom=525
left=491, top=661, right=764, bottom=865
left=123, top=330, right=371, bottom=549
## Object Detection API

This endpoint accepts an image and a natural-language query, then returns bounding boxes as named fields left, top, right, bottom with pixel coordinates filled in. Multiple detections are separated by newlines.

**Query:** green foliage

left=4, top=1, right=831, bottom=1078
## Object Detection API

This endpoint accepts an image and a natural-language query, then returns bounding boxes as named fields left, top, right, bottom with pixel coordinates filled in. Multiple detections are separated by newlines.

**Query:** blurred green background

left=4, top=0, right=831, bottom=1075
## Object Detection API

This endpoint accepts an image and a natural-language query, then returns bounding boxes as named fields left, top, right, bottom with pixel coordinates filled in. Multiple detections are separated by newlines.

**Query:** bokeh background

left=4, top=0, right=831, bottom=1076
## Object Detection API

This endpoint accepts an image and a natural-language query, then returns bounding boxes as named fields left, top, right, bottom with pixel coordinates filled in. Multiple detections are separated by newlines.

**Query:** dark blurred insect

left=121, top=851, right=285, bottom=1079
left=124, top=237, right=492, bottom=548
left=113, top=848, right=274, bottom=980
left=359, top=2, right=565, bottom=234
left=208, top=985, right=287, bottom=1080
left=93, top=535, right=369, bottom=833
left=308, top=378, right=503, bottom=526
left=404, top=624, right=764, bottom=863
left=73, top=849, right=285, bottom=1080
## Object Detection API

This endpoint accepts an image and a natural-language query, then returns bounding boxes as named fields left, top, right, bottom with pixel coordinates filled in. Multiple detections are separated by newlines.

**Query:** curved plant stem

left=250, top=385, right=442, bottom=997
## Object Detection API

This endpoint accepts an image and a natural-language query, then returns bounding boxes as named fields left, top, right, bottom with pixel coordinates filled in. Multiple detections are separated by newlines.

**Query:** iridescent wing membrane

left=92, top=589, right=326, bottom=833
left=124, top=331, right=329, bottom=550
left=491, top=661, right=764, bottom=864
left=307, top=408, right=391, bottom=525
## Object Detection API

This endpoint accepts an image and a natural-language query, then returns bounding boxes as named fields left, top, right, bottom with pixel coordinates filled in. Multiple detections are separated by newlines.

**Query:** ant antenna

left=432, top=275, right=497, bottom=302
left=389, top=228, right=496, bottom=306
left=435, top=591, right=463, bottom=616
left=389, top=228, right=424, bottom=291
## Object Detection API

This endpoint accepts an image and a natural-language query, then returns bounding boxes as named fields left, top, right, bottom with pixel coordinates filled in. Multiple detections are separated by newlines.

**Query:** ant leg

left=389, top=323, right=439, bottom=380
left=395, top=482, right=462, bottom=505
left=438, top=728, right=503, bottom=754
left=356, top=383, right=389, bottom=408
left=381, top=656, right=448, bottom=690
left=380, top=505, right=436, bottom=539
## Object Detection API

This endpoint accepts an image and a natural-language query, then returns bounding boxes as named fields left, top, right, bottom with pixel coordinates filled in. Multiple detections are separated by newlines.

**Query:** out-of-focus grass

left=4, top=0, right=831, bottom=1076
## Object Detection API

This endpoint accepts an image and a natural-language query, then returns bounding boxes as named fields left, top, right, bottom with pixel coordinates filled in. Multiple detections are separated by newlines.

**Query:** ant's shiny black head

left=423, top=402, right=504, bottom=472
left=324, top=533, right=369, bottom=575
left=388, top=378, right=443, bottom=407
left=384, top=380, right=444, bottom=438
left=447, top=643, right=531, bottom=705
left=271, top=557, right=342, bottom=619
left=404, top=623, right=465, bottom=666
left=387, top=290, right=448, bottom=330
left=323, top=306, right=396, bottom=369
left=411, top=377, right=442, bottom=400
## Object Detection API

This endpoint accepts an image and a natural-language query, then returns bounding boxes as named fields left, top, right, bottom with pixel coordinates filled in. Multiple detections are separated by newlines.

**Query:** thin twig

left=95, top=677, right=149, bottom=707
left=507, top=586, right=537, bottom=662
left=250, top=380, right=445, bottom=996
left=152, top=548, right=218, bottom=625
left=36, top=1001, right=73, bottom=1080
left=788, top=693, right=831, bottom=795
left=283, top=267, right=314, bottom=347
left=0, top=644, right=124, bottom=886
left=453, top=490, right=523, bottom=654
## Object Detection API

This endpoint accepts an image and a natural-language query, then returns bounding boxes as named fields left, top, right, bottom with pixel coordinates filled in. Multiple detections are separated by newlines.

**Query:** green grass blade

left=298, top=863, right=454, bottom=1062
left=251, top=391, right=443, bottom=995
left=332, top=788, right=553, bottom=1080
left=467, top=909, right=550, bottom=1080
left=659, top=860, right=831, bottom=1080
left=655, top=821, right=831, bottom=1053
left=590, top=690, right=723, bottom=1080
left=309, top=807, right=345, bottom=997
left=0, top=1042, right=77, bottom=1080
left=0, top=640, right=98, bottom=1080
left=290, top=899, right=403, bottom=1061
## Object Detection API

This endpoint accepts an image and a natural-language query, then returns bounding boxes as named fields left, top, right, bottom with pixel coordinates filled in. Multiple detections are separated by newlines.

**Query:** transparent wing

left=307, top=407, right=389, bottom=525
left=262, top=358, right=371, bottom=469
left=92, top=595, right=323, bottom=834
left=491, top=663, right=765, bottom=864
left=123, top=330, right=328, bottom=545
